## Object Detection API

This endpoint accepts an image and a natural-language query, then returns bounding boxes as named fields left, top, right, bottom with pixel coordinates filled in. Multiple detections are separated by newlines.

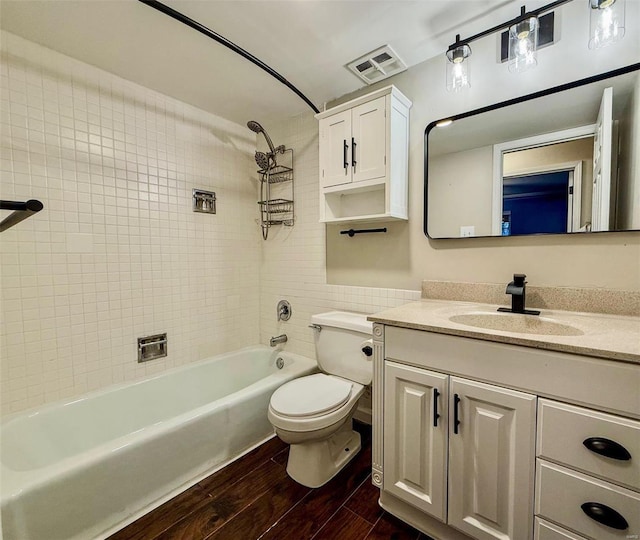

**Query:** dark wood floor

left=109, top=422, right=431, bottom=540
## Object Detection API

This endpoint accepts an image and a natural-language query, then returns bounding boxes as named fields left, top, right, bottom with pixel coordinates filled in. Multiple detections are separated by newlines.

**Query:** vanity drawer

left=535, top=460, right=640, bottom=540
left=537, top=399, right=640, bottom=490
left=535, top=518, right=587, bottom=540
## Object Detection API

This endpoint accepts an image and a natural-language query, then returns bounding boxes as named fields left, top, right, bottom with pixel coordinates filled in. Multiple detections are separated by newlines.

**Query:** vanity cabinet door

left=448, top=377, right=537, bottom=540
left=383, top=361, right=448, bottom=521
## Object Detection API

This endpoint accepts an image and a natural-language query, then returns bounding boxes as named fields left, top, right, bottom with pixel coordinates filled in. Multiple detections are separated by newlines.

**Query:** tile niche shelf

left=315, top=85, right=412, bottom=224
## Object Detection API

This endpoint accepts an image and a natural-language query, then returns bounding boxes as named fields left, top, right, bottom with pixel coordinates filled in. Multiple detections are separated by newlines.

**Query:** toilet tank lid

left=310, top=311, right=373, bottom=334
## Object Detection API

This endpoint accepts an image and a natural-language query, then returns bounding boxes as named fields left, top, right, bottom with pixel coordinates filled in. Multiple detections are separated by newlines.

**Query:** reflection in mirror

left=426, top=65, right=640, bottom=239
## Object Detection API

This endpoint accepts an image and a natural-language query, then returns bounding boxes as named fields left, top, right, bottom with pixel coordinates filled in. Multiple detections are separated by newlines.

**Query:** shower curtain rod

left=138, top=0, right=320, bottom=114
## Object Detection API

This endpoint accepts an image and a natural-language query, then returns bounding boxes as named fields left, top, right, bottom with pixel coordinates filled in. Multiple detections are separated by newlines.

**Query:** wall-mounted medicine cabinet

left=315, top=85, right=412, bottom=223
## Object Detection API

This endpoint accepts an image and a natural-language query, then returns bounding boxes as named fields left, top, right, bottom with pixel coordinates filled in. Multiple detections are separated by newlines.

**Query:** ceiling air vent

left=347, top=45, right=407, bottom=85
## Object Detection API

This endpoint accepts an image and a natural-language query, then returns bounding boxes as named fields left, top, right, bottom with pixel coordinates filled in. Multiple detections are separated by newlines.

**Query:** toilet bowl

left=267, top=311, right=372, bottom=488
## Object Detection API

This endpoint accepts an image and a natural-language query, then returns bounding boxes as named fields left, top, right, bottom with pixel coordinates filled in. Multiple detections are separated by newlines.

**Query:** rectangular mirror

left=425, top=64, right=640, bottom=239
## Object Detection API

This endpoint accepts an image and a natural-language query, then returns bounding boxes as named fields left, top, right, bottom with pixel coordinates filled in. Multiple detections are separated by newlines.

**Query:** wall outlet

left=460, top=225, right=475, bottom=237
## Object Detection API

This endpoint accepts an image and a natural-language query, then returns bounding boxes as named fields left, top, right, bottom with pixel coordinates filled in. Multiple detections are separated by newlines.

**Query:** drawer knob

left=580, top=502, right=629, bottom=530
left=583, top=437, right=632, bottom=461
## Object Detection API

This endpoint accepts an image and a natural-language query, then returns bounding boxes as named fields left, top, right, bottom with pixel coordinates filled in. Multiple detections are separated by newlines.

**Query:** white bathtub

left=0, top=346, right=316, bottom=540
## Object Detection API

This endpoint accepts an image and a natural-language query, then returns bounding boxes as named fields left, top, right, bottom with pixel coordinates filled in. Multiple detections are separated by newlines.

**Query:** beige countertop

left=368, top=299, right=640, bottom=364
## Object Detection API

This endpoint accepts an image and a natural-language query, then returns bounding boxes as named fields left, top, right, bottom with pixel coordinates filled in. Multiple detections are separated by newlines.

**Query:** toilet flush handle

left=361, top=339, right=374, bottom=357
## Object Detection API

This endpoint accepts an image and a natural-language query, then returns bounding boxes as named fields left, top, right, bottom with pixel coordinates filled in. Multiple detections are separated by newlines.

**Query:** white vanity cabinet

left=383, top=361, right=536, bottom=540
left=315, top=85, right=411, bottom=223
left=372, top=323, right=640, bottom=540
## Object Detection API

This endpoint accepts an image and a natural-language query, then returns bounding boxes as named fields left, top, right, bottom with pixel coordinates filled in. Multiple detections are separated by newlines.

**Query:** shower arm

left=138, top=0, right=320, bottom=114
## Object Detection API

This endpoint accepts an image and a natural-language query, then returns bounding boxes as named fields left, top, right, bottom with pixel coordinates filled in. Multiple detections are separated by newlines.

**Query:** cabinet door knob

left=583, top=437, right=632, bottom=461
left=453, top=394, right=461, bottom=434
left=433, top=388, right=440, bottom=427
left=580, top=502, right=629, bottom=530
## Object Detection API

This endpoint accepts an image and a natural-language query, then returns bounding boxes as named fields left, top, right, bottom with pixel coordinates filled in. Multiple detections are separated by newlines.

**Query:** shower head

left=255, top=151, right=271, bottom=171
left=247, top=120, right=276, bottom=154
left=247, top=120, right=264, bottom=133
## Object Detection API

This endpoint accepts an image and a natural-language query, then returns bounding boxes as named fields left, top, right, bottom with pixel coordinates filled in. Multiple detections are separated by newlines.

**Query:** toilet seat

left=268, top=373, right=364, bottom=433
left=270, top=373, right=352, bottom=418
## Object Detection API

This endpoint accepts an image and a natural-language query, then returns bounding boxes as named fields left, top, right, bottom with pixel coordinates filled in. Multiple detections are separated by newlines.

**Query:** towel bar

left=0, top=199, right=44, bottom=232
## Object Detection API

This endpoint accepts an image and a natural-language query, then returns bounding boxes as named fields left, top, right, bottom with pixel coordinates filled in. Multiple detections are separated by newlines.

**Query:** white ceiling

left=1, top=0, right=542, bottom=126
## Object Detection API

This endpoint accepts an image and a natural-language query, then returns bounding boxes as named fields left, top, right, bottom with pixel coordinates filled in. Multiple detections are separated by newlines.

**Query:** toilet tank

left=311, top=311, right=373, bottom=385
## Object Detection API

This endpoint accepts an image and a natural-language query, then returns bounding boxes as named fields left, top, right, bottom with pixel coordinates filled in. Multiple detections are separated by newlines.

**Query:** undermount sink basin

left=449, top=313, right=584, bottom=336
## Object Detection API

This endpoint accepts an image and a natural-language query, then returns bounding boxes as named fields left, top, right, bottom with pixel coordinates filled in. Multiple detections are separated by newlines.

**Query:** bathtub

left=0, top=346, right=316, bottom=540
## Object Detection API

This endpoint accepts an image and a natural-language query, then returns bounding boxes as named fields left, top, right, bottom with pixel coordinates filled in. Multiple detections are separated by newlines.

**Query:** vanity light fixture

left=589, top=0, right=626, bottom=49
left=446, top=36, right=472, bottom=92
left=443, top=0, right=627, bottom=91
left=444, top=2, right=563, bottom=91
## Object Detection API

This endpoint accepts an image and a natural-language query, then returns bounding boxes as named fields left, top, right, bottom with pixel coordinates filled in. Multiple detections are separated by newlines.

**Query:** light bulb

left=508, top=16, right=539, bottom=73
left=446, top=43, right=471, bottom=92
left=589, top=0, right=625, bottom=49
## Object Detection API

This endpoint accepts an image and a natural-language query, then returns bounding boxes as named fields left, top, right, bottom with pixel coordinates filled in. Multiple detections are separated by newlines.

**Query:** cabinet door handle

left=453, top=393, right=461, bottom=434
left=352, top=137, right=357, bottom=171
left=343, top=139, right=349, bottom=171
left=580, top=502, right=629, bottom=530
left=433, top=388, right=440, bottom=427
left=583, top=437, right=632, bottom=461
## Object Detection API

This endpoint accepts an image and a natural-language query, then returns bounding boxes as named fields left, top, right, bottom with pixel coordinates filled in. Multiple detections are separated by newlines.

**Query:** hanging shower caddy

left=258, top=147, right=294, bottom=239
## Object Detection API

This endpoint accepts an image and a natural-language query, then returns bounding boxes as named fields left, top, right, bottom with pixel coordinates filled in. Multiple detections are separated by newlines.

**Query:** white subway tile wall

left=0, top=32, right=260, bottom=414
left=0, top=32, right=420, bottom=416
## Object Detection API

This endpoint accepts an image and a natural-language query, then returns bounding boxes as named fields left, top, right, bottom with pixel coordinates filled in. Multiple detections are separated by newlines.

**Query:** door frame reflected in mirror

left=492, top=125, right=596, bottom=235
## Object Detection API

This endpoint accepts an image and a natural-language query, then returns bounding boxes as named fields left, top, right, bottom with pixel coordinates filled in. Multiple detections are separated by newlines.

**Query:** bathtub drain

left=276, top=357, right=285, bottom=369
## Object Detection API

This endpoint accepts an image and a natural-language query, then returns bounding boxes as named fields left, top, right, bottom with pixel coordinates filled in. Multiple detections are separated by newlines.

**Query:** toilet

left=267, top=311, right=373, bottom=488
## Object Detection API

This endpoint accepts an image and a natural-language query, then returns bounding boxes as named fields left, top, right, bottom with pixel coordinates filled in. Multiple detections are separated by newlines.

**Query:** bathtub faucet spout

left=270, top=334, right=288, bottom=347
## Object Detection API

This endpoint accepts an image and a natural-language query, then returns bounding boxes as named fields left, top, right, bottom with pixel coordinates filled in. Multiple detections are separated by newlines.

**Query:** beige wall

left=428, top=146, right=493, bottom=237
left=503, top=138, right=593, bottom=176
left=326, top=0, right=640, bottom=291
left=617, top=74, right=640, bottom=230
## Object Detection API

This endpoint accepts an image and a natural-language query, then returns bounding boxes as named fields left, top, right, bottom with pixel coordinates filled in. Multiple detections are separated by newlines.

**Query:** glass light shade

left=589, top=0, right=625, bottom=49
left=508, top=16, right=539, bottom=73
left=446, top=44, right=471, bottom=92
